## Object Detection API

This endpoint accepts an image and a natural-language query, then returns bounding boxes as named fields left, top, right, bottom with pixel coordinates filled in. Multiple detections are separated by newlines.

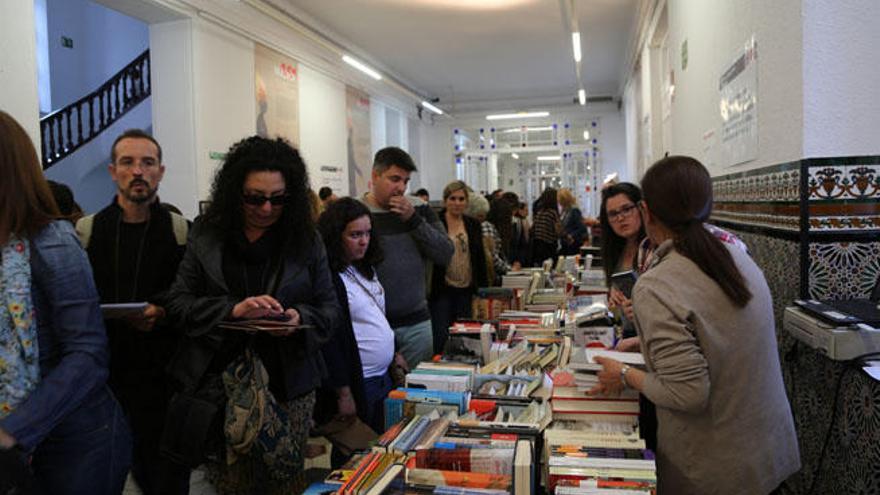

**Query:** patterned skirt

left=206, top=391, right=316, bottom=495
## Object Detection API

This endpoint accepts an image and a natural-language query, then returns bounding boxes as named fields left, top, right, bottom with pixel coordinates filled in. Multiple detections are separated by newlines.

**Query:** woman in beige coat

left=590, top=156, right=800, bottom=494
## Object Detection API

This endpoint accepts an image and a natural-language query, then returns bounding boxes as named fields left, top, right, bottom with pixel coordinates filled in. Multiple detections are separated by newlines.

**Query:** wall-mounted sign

left=719, top=35, right=758, bottom=167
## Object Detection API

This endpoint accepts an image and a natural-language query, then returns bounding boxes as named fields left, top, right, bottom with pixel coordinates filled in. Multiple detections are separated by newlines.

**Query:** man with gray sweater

left=361, top=147, right=454, bottom=367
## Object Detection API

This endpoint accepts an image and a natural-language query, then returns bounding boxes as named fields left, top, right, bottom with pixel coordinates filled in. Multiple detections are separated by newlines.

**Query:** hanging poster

left=347, top=86, right=372, bottom=197
left=719, top=35, right=757, bottom=167
left=254, top=43, right=299, bottom=146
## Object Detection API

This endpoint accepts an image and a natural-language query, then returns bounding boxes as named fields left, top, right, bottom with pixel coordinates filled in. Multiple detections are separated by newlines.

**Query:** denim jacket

left=0, top=221, right=109, bottom=450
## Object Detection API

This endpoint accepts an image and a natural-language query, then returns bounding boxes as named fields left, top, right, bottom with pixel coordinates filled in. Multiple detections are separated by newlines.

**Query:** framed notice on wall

left=719, top=35, right=758, bottom=167
left=254, top=43, right=300, bottom=146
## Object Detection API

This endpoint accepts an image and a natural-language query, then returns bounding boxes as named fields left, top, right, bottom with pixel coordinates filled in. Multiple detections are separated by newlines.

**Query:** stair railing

left=40, top=49, right=151, bottom=170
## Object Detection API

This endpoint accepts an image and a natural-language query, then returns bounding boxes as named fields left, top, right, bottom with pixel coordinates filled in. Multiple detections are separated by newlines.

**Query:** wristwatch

left=620, top=364, right=631, bottom=388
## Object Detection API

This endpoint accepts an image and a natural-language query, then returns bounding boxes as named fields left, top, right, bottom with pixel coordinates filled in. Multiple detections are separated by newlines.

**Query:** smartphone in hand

left=611, top=270, right=639, bottom=299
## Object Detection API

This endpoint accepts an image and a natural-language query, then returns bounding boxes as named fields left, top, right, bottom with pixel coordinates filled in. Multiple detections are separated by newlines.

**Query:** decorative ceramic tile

left=846, top=165, right=880, bottom=199
left=782, top=344, right=880, bottom=494
left=809, top=163, right=880, bottom=201
left=711, top=210, right=799, bottom=231
left=808, top=165, right=848, bottom=200
left=809, top=215, right=880, bottom=231
left=712, top=158, right=880, bottom=495
left=713, top=167, right=800, bottom=202
left=808, top=241, right=880, bottom=299
left=724, top=228, right=800, bottom=334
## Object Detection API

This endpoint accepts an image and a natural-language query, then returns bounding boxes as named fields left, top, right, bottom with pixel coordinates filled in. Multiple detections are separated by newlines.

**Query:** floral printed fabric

left=0, top=236, right=39, bottom=418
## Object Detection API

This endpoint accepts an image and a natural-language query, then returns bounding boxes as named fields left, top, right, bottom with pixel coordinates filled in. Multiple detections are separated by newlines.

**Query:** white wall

left=191, top=19, right=256, bottom=202
left=299, top=64, right=348, bottom=193
left=628, top=0, right=804, bottom=176
left=370, top=98, right=387, bottom=155
left=46, top=0, right=148, bottom=110
left=802, top=0, right=880, bottom=158
left=416, top=120, right=455, bottom=200
left=1, top=0, right=41, bottom=145
left=150, top=19, right=199, bottom=218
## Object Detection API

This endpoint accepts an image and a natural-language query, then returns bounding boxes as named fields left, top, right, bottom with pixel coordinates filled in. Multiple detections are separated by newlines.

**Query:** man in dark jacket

left=76, top=129, right=189, bottom=494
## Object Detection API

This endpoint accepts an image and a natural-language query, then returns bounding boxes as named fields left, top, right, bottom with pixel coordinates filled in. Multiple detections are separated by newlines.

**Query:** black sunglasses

left=242, top=193, right=290, bottom=206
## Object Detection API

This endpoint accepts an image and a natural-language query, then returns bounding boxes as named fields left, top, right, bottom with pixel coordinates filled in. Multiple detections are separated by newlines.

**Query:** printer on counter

left=784, top=278, right=880, bottom=361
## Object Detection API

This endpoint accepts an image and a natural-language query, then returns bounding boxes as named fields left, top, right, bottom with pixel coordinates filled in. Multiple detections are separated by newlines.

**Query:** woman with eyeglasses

left=589, top=156, right=799, bottom=494
left=599, top=183, right=647, bottom=350
left=164, top=136, right=338, bottom=494
left=429, top=181, right=488, bottom=355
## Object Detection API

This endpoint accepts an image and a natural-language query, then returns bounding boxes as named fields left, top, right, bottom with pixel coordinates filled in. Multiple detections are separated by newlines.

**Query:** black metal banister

left=40, top=49, right=151, bottom=170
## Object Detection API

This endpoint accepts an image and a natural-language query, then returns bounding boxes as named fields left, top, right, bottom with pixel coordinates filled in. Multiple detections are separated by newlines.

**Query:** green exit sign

left=61, top=36, right=73, bottom=48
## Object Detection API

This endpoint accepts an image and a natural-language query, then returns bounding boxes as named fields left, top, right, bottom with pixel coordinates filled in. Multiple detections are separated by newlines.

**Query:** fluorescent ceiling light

left=537, top=155, right=561, bottom=161
left=421, top=101, right=444, bottom=115
left=583, top=130, right=590, bottom=140
left=511, top=153, right=519, bottom=159
left=572, top=32, right=582, bottom=63
left=578, top=89, right=586, bottom=106
left=342, top=55, right=382, bottom=80
left=501, top=126, right=553, bottom=134
left=486, top=111, right=549, bottom=121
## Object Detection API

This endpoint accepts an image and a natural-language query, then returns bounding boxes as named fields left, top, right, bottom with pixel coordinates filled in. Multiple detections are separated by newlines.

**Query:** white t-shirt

left=341, top=266, right=395, bottom=378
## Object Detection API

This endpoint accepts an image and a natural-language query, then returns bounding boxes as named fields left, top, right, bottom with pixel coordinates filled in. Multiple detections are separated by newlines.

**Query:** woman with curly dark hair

left=164, top=136, right=338, bottom=494
left=317, top=198, right=406, bottom=445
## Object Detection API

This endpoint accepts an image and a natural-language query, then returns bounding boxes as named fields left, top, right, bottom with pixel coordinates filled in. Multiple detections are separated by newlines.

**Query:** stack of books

left=405, top=363, right=475, bottom=392
left=549, top=384, right=639, bottom=425
left=384, top=388, right=469, bottom=431
left=335, top=451, right=406, bottom=495
left=405, top=436, right=534, bottom=494
left=544, top=429, right=656, bottom=494
left=472, top=287, right=515, bottom=320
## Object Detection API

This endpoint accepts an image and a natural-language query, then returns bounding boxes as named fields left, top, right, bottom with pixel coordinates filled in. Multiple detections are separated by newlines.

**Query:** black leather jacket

left=165, top=218, right=339, bottom=399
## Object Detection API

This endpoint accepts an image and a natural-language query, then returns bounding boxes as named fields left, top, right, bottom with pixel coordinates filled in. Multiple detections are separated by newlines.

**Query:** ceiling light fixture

left=572, top=32, right=582, bottom=63
left=511, top=153, right=520, bottom=159
left=486, top=111, right=550, bottom=121
left=342, top=55, right=382, bottom=80
left=578, top=89, right=586, bottom=105
left=501, top=126, right=553, bottom=134
left=421, top=101, right=444, bottom=115
left=537, top=155, right=561, bottom=161
left=583, top=130, right=590, bottom=140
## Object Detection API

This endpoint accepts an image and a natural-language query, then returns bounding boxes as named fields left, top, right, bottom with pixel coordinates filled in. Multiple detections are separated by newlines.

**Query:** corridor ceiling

left=279, top=0, right=639, bottom=114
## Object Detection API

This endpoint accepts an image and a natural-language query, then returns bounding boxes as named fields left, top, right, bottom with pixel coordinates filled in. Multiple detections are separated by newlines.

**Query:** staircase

left=40, top=49, right=151, bottom=170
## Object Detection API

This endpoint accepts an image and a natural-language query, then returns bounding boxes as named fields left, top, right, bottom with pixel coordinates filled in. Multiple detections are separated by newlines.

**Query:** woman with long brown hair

left=0, top=111, right=131, bottom=494
left=589, top=156, right=799, bottom=494
left=529, top=187, right=561, bottom=266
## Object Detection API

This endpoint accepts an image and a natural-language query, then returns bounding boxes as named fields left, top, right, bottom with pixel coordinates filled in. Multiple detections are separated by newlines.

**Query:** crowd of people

left=0, top=108, right=798, bottom=495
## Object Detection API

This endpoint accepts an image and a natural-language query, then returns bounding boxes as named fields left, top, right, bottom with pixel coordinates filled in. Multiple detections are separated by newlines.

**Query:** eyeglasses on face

left=607, top=203, right=638, bottom=222
left=241, top=193, right=290, bottom=206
